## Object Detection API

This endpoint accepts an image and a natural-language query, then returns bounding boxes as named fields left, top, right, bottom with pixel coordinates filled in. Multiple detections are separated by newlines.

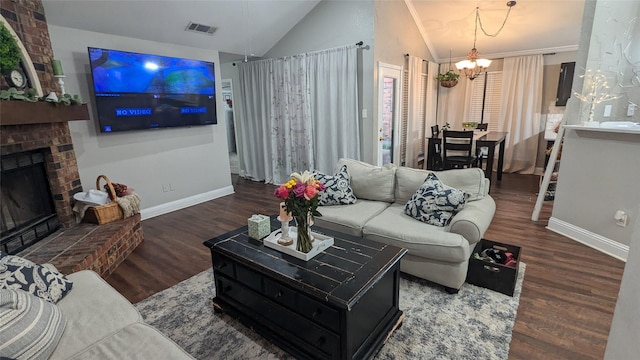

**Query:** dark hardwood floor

left=106, top=172, right=625, bottom=359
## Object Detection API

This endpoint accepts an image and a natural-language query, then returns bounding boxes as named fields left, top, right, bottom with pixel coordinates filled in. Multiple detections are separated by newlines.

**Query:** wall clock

left=5, top=68, right=27, bottom=89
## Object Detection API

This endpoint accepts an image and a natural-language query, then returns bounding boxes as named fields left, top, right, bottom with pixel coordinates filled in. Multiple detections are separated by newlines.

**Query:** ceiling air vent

left=185, top=21, right=217, bottom=35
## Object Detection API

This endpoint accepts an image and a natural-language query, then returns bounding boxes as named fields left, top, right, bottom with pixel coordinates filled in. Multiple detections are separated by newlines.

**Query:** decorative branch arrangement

left=574, top=69, right=622, bottom=122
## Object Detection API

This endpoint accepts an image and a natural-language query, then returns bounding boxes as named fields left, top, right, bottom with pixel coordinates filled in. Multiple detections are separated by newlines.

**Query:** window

left=467, top=71, right=502, bottom=131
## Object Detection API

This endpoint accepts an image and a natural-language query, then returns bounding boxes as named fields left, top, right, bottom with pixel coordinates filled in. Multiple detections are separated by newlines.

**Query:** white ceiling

left=42, top=0, right=322, bottom=61
left=42, top=0, right=586, bottom=64
left=407, top=0, right=585, bottom=62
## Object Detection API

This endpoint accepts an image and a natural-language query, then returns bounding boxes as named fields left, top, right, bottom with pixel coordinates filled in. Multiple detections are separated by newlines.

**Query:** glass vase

left=294, top=213, right=313, bottom=253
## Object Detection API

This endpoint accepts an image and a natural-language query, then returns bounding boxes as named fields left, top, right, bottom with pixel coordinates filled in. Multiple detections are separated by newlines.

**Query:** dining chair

left=442, top=130, right=477, bottom=169
left=431, top=125, right=440, bottom=138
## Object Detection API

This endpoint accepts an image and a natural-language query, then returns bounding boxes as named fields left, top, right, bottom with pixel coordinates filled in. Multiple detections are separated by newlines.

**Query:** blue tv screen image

left=88, top=47, right=217, bottom=133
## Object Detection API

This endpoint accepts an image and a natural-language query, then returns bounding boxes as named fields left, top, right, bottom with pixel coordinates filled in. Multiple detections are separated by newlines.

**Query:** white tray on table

left=263, top=228, right=334, bottom=261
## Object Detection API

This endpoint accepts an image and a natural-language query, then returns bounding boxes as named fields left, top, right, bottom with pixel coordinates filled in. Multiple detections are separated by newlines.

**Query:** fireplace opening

left=1, top=150, right=60, bottom=254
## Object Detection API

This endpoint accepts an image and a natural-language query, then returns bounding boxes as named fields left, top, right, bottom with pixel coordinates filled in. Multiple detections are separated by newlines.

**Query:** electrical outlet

left=627, top=103, right=636, bottom=117
left=603, top=105, right=612, bottom=117
left=615, top=210, right=628, bottom=227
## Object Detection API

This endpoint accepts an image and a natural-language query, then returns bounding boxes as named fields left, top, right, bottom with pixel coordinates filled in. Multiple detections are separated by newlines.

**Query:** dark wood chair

left=431, top=125, right=440, bottom=138
left=442, top=130, right=477, bottom=169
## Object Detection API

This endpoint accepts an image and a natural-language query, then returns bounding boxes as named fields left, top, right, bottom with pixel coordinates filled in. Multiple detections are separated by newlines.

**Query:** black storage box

left=466, top=239, right=521, bottom=296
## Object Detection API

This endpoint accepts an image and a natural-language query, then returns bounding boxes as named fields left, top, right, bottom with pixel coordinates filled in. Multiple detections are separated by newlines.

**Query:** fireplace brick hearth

left=17, top=214, right=144, bottom=277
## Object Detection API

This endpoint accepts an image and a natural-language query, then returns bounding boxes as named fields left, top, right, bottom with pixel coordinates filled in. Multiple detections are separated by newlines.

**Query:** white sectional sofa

left=313, top=158, right=496, bottom=292
left=49, top=269, right=193, bottom=360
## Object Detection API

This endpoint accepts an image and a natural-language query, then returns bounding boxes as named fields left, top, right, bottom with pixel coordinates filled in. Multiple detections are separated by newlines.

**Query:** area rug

left=135, top=263, right=525, bottom=360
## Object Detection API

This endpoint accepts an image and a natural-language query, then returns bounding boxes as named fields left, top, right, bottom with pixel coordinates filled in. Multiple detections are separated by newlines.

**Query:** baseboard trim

left=547, top=217, right=628, bottom=262
left=140, top=186, right=235, bottom=220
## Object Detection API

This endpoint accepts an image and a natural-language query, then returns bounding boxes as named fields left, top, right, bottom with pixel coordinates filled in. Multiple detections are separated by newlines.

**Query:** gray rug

left=135, top=263, right=525, bottom=360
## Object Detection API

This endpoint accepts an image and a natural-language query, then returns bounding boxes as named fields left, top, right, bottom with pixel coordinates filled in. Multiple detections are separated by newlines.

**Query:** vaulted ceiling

left=42, top=0, right=586, bottom=63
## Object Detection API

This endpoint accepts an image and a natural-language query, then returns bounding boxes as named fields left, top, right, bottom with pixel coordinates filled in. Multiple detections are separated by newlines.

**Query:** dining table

left=426, top=130, right=508, bottom=184
left=475, top=131, right=508, bottom=182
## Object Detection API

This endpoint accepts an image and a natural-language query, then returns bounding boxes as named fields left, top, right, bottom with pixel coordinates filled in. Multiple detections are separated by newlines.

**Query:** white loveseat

left=313, top=158, right=496, bottom=292
left=48, top=269, right=193, bottom=359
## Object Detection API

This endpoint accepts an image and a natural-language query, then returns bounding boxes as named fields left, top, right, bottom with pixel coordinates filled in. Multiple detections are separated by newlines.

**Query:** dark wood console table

left=203, top=217, right=407, bottom=360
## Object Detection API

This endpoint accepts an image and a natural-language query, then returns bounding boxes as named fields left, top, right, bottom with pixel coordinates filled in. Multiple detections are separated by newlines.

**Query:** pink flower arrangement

left=274, top=171, right=325, bottom=219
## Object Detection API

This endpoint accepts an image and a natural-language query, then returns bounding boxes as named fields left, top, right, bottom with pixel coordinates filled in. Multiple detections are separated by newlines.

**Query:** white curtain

left=406, top=56, right=423, bottom=168
left=424, top=61, right=439, bottom=165
left=497, top=55, right=544, bottom=173
left=308, top=47, right=360, bottom=174
left=237, top=46, right=359, bottom=184
left=435, top=69, right=469, bottom=130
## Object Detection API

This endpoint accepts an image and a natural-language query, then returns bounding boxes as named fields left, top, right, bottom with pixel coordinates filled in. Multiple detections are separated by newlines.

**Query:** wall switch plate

left=627, top=103, right=635, bottom=116
left=162, top=184, right=169, bottom=192
left=362, top=109, right=368, bottom=118
left=603, top=104, right=612, bottom=117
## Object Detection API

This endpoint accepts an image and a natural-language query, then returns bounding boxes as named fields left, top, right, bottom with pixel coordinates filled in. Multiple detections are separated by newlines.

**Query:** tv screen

left=88, top=47, right=217, bottom=133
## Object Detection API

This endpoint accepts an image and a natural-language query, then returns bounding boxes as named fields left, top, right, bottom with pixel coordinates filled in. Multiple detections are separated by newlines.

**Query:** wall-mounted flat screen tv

left=88, top=47, right=217, bottom=133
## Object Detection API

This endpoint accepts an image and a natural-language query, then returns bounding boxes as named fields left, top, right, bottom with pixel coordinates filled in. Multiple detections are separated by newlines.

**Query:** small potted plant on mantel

left=437, top=70, right=460, bottom=88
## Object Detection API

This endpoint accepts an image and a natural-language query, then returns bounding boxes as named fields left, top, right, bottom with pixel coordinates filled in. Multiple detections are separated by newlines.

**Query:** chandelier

left=456, top=1, right=517, bottom=80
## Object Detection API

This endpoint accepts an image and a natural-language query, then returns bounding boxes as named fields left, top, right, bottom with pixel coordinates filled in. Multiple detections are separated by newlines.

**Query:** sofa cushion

left=49, top=270, right=141, bottom=360
left=316, top=165, right=357, bottom=206
left=395, top=166, right=486, bottom=204
left=0, top=255, right=73, bottom=303
left=404, top=173, right=468, bottom=227
left=312, top=200, right=391, bottom=237
left=363, top=204, right=472, bottom=263
left=0, top=289, right=66, bottom=360
left=337, top=158, right=396, bottom=202
left=67, top=322, right=194, bottom=360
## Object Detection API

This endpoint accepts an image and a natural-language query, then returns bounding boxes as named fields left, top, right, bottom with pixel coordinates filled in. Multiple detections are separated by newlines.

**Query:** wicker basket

left=83, top=175, right=124, bottom=225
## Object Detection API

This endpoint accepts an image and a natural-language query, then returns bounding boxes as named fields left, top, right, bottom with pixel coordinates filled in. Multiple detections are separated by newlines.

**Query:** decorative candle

left=279, top=202, right=292, bottom=221
left=52, top=59, right=64, bottom=76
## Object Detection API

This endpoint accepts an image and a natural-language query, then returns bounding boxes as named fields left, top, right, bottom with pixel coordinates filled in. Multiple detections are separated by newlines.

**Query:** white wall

left=372, top=0, right=433, bottom=166
left=604, top=202, right=640, bottom=358
left=48, top=25, right=233, bottom=217
left=549, top=1, right=640, bottom=257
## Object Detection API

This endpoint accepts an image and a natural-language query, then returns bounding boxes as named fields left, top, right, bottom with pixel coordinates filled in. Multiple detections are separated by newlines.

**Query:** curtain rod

left=404, top=53, right=427, bottom=61
left=234, top=42, right=364, bottom=66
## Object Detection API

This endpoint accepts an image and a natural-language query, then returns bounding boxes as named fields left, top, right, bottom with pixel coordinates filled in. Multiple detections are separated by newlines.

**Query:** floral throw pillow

left=404, top=173, right=469, bottom=227
left=0, top=255, right=73, bottom=303
left=315, top=165, right=357, bottom=206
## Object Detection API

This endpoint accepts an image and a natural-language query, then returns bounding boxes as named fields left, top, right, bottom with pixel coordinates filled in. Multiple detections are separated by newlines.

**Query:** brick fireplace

left=1, top=121, right=82, bottom=228
left=1, top=0, right=144, bottom=276
left=1, top=103, right=145, bottom=277
left=0, top=106, right=87, bottom=253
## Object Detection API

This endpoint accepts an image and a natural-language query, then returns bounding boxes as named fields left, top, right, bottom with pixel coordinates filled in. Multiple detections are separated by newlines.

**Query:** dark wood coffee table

left=203, top=216, right=407, bottom=360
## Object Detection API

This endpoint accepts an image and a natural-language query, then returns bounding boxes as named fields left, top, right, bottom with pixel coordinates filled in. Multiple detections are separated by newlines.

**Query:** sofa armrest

left=449, top=196, right=496, bottom=246
left=483, top=179, right=490, bottom=197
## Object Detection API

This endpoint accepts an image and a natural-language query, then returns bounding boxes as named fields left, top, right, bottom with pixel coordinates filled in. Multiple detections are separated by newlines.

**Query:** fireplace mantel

left=0, top=101, right=90, bottom=126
